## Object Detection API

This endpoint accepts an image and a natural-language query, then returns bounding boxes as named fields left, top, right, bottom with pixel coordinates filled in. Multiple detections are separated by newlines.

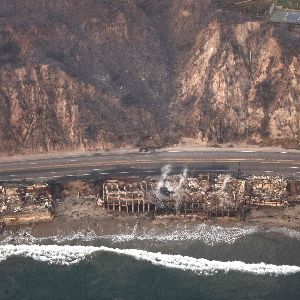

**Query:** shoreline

left=2, top=206, right=299, bottom=241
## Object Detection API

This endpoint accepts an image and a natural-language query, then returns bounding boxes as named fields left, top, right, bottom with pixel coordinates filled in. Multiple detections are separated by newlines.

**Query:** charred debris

left=0, top=183, right=54, bottom=227
left=1, top=171, right=300, bottom=227
left=100, top=173, right=300, bottom=219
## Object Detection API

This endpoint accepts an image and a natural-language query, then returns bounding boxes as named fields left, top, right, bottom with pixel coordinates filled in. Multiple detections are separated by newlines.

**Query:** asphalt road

left=0, top=149, right=300, bottom=183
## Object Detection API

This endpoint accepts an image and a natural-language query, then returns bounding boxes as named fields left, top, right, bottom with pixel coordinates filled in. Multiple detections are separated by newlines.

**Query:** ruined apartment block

left=100, top=174, right=300, bottom=217
left=100, top=178, right=156, bottom=213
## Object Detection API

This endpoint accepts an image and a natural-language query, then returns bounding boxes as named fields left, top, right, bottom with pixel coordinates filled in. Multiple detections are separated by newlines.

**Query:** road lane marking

left=100, top=172, right=109, bottom=175
left=66, top=175, right=75, bottom=177
left=53, top=175, right=61, bottom=178
left=51, top=171, right=57, bottom=174
left=240, top=150, right=256, bottom=153
left=120, top=171, right=130, bottom=174
left=190, top=169, right=235, bottom=172
left=261, top=160, right=300, bottom=164
left=93, top=169, right=100, bottom=171
left=290, top=167, right=299, bottom=169
left=9, top=174, right=16, bottom=177
left=2, top=158, right=300, bottom=174
left=69, top=159, right=78, bottom=162
left=264, top=171, right=274, bottom=173
left=29, top=162, right=37, bottom=165
left=0, top=158, right=266, bottom=173
left=281, top=152, right=287, bottom=154
left=82, top=174, right=91, bottom=176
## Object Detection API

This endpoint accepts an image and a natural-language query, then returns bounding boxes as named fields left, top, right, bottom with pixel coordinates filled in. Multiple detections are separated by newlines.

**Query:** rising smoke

left=221, top=174, right=231, bottom=193
left=155, top=164, right=172, bottom=198
left=174, top=167, right=188, bottom=210
left=155, top=165, right=188, bottom=211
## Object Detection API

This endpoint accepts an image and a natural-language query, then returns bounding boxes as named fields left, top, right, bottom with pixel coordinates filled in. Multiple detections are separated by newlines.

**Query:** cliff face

left=168, top=0, right=300, bottom=146
left=0, top=0, right=171, bottom=153
left=0, top=0, right=299, bottom=153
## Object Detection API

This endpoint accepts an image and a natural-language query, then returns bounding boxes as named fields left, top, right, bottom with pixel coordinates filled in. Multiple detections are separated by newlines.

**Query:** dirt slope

left=0, top=0, right=299, bottom=154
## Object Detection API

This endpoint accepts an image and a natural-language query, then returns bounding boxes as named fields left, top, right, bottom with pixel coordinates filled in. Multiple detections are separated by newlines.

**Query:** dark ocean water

left=0, top=225, right=300, bottom=300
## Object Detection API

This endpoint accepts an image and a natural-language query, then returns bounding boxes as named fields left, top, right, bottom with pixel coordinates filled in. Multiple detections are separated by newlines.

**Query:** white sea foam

left=1, top=224, right=299, bottom=247
left=102, top=224, right=258, bottom=245
left=0, top=228, right=99, bottom=245
left=267, top=227, right=300, bottom=240
left=0, top=244, right=299, bottom=276
left=0, top=244, right=96, bottom=265
left=0, top=224, right=258, bottom=246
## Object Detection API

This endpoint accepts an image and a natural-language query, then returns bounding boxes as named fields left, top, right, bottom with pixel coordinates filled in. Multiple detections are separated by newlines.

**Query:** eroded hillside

left=0, top=0, right=299, bottom=154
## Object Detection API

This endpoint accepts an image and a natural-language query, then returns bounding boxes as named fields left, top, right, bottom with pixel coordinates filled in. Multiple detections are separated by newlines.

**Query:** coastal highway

left=0, top=149, right=300, bottom=182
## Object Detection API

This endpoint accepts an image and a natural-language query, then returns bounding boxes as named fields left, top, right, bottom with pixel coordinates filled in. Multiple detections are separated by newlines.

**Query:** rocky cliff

left=0, top=0, right=299, bottom=154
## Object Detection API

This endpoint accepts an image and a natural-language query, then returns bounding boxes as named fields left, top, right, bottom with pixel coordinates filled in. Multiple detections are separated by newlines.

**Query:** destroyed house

left=287, top=179, right=300, bottom=194
left=100, top=174, right=295, bottom=216
left=245, top=176, right=287, bottom=207
left=101, top=178, right=156, bottom=213
left=0, top=183, right=53, bottom=214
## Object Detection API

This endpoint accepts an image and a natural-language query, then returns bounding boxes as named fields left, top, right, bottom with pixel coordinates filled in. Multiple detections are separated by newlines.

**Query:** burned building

left=286, top=179, right=300, bottom=205
left=100, top=177, right=156, bottom=213
left=100, top=173, right=296, bottom=217
left=100, top=174, right=245, bottom=217
left=245, top=176, right=287, bottom=207
left=0, top=183, right=54, bottom=226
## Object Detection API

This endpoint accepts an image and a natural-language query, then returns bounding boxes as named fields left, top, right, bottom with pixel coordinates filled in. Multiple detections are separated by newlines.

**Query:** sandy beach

left=4, top=194, right=298, bottom=240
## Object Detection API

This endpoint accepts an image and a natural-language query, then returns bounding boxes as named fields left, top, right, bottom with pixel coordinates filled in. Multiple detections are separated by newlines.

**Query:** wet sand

left=26, top=207, right=300, bottom=239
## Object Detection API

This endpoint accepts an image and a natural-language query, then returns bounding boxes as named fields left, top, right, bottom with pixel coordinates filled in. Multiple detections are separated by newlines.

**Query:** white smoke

left=0, top=244, right=299, bottom=276
left=177, top=168, right=188, bottom=191
left=155, top=164, right=172, bottom=198
left=218, top=174, right=232, bottom=206
left=155, top=165, right=189, bottom=210
left=221, top=175, right=231, bottom=193
left=174, top=168, right=188, bottom=210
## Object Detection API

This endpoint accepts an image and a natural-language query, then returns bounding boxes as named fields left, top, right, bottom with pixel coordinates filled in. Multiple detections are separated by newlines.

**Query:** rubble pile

left=286, top=179, right=300, bottom=204
left=211, top=175, right=244, bottom=208
left=245, top=176, right=287, bottom=207
left=0, top=173, right=299, bottom=227
left=101, top=174, right=297, bottom=216
left=0, top=183, right=54, bottom=215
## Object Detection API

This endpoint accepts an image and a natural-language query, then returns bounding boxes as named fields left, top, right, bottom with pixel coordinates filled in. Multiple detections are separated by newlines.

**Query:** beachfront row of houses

left=99, top=174, right=300, bottom=217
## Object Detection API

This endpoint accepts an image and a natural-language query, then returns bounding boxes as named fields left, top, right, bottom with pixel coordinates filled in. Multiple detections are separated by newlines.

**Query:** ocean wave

left=0, top=224, right=259, bottom=246
left=0, top=244, right=299, bottom=276
left=102, top=224, right=258, bottom=245
left=1, top=224, right=299, bottom=247
left=266, top=227, right=300, bottom=240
